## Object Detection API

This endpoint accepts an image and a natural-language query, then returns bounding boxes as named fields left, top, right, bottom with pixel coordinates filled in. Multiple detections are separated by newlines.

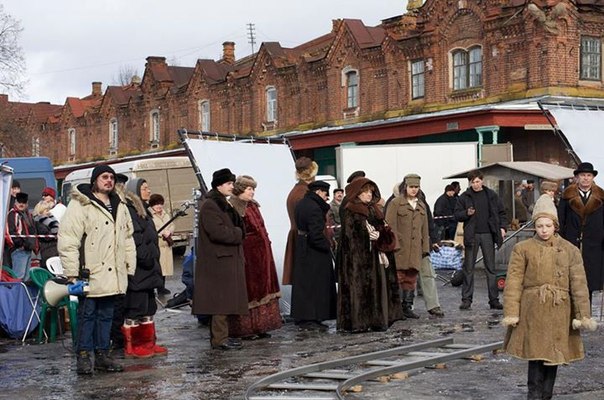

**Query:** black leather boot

left=76, top=351, right=93, bottom=375
left=402, top=290, right=420, bottom=319
left=542, top=364, right=558, bottom=400
left=94, top=350, right=124, bottom=373
left=527, top=360, right=544, bottom=399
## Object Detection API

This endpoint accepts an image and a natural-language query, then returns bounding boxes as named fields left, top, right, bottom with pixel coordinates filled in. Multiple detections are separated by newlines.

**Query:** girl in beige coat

left=385, top=174, right=430, bottom=319
left=503, top=194, right=597, bottom=399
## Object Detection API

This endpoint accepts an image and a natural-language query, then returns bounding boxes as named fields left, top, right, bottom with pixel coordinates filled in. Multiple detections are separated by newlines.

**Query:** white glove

left=366, top=220, right=380, bottom=241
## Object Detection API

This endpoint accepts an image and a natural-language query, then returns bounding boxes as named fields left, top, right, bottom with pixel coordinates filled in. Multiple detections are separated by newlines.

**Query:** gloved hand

left=67, top=280, right=89, bottom=296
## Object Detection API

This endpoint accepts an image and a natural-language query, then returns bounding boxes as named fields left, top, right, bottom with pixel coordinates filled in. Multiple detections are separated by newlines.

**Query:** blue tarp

left=0, top=283, right=39, bottom=339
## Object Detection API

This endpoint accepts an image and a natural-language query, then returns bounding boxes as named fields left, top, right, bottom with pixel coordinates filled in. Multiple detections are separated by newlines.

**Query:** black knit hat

left=211, top=168, right=236, bottom=189
left=90, top=164, right=116, bottom=184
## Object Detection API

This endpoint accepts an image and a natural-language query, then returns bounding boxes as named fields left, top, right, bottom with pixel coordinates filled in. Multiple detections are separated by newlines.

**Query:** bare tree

left=0, top=5, right=26, bottom=96
left=112, top=64, right=140, bottom=86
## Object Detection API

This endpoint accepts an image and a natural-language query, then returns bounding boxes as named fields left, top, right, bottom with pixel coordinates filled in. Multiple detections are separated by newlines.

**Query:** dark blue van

left=0, top=157, right=56, bottom=207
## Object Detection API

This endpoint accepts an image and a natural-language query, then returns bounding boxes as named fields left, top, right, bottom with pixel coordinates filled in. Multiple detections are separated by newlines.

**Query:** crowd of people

left=3, top=157, right=601, bottom=397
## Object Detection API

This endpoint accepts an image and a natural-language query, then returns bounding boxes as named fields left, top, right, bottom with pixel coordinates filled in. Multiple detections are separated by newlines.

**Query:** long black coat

left=290, top=191, right=336, bottom=321
left=125, top=194, right=163, bottom=292
left=558, top=183, right=604, bottom=292
left=192, top=190, right=248, bottom=316
left=454, top=186, right=508, bottom=247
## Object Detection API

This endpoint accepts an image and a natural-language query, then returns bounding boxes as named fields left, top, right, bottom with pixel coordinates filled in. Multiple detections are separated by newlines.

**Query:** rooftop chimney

left=92, top=82, right=102, bottom=96
left=222, top=42, right=235, bottom=65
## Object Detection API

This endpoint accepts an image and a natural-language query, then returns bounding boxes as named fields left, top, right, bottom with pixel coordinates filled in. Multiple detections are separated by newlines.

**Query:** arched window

left=199, top=100, right=211, bottom=131
left=109, top=118, right=118, bottom=151
left=266, top=87, right=277, bottom=122
left=452, top=46, right=482, bottom=90
left=150, top=110, right=160, bottom=143
left=346, top=71, right=359, bottom=108
left=68, top=128, right=76, bottom=156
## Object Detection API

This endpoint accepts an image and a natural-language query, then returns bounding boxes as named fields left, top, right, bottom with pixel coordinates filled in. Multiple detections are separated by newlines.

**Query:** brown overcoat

left=503, top=234, right=592, bottom=365
left=192, top=190, right=248, bottom=316
left=385, top=196, right=430, bottom=271
left=282, top=181, right=308, bottom=285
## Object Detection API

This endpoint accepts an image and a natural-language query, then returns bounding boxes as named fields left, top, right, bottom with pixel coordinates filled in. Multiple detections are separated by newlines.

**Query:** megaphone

left=43, top=280, right=70, bottom=307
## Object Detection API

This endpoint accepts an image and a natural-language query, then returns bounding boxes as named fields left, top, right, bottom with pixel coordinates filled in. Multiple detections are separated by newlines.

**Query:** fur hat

left=15, top=192, right=28, bottom=204
left=540, top=180, right=558, bottom=193
left=404, top=173, right=421, bottom=186
left=532, top=194, right=558, bottom=226
left=211, top=168, right=236, bottom=189
left=347, top=170, right=366, bottom=184
left=574, top=162, right=598, bottom=177
left=42, top=187, right=56, bottom=199
left=295, top=157, right=319, bottom=182
left=233, top=175, right=257, bottom=196
left=148, top=193, right=164, bottom=207
left=90, top=164, right=116, bottom=184
left=308, top=180, right=330, bottom=193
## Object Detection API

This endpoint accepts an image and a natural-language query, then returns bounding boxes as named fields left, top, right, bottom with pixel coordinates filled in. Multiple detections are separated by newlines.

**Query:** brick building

left=2, top=0, right=604, bottom=181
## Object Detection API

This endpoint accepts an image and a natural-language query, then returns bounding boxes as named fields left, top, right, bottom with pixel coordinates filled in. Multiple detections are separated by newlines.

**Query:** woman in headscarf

left=227, top=175, right=283, bottom=339
left=337, top=177, right=402, bottom=332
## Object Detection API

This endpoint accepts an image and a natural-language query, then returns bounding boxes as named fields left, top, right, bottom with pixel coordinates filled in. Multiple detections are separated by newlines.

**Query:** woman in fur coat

left=337, top=178, right=403, bottom=332
left=227, top=175, right=283, bottom=339
left=503, top=195, right=597, bottom=399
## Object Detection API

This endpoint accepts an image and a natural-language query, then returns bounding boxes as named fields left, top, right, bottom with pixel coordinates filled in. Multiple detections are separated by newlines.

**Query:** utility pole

left=247, top=23, right=256, bottom=54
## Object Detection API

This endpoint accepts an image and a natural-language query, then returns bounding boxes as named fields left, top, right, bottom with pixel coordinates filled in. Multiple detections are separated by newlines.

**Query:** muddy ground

left=1, top=258, right=603, bottom=400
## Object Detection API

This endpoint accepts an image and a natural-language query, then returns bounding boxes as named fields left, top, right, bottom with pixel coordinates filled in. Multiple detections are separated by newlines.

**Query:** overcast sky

left=3, top=0, right=408, bottom=105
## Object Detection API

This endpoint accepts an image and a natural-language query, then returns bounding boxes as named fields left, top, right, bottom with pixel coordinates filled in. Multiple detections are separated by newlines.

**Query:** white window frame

left=580, top=36, right=601, bottom=81
left=109, top=118, right=118, bottom=151
left=266, top=87, right=277, bottom=122
left=452, top=46, right=482, bottom=90
left=411, top=59, right=425, bottom=99
left=199, top=100, right=211, bottom=131
left=68, top=128, right=76, bottom=156
left=150, top=110, right=160, bottom=143
left=346, top=71, right=359, bottom=108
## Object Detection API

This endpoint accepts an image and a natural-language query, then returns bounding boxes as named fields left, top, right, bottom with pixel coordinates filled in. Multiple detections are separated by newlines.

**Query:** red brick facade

left=2, top=0, right=604, bottom=166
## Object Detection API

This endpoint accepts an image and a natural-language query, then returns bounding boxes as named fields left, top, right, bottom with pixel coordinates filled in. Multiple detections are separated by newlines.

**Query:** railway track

left=245, top=337, right=503, bottom=400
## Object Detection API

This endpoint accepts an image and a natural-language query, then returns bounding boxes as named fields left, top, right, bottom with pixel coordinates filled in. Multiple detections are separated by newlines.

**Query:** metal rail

left=245, top=338, right=503, bottom=400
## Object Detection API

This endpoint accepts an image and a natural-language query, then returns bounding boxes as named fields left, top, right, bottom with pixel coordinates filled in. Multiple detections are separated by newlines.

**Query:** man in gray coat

left=192, top=168, right=248, bottom=350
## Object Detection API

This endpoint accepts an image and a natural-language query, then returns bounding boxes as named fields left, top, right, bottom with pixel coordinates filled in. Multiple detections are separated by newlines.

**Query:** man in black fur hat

left=559, top=162, right=604, bottom=304
left=192, top=168, right=248, bottom=350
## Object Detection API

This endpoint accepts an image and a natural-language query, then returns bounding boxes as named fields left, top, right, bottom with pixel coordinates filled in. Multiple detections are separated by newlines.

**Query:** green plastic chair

left=28, top=267, right=78, bottom=345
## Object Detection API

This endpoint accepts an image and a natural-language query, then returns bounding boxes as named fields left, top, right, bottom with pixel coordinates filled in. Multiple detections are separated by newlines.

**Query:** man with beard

left=58, top=165, right=136, bottom=374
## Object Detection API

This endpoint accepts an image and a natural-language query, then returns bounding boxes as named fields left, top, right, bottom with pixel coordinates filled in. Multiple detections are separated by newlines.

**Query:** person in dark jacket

left=192, top=168, right=248, bottom=351
left=558, top=162, right=604, bottom=303
left=120, top=178, right=167, bottom=358
left=32, top=200, right=59, bottom=270
left=454, top=170, right=507, bottom=311
left=291, top=180, right=337, bottom=331
left=433, top=184, right=457, bottom=240
left=5, top=192, right=37, bottom=280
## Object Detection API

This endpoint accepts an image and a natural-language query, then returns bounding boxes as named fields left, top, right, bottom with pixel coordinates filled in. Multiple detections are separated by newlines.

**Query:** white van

left=62, top=157, right=198, bottom=254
